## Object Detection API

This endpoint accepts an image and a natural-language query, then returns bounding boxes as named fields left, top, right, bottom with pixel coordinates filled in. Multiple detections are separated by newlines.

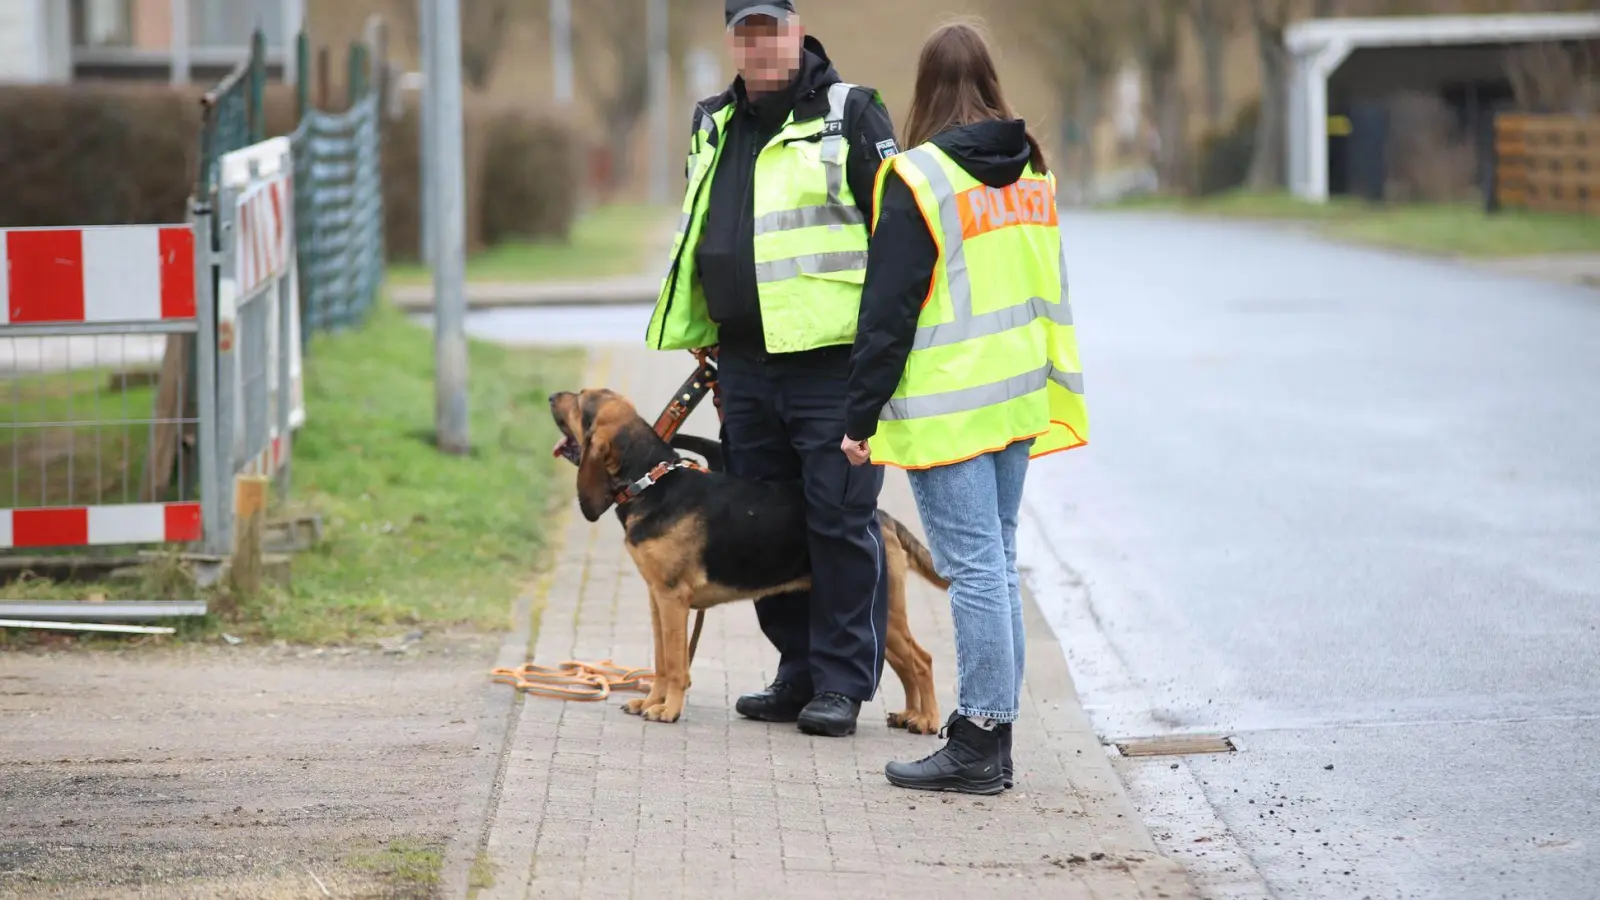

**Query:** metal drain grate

left=1112, top=735, right=1237, bottom=758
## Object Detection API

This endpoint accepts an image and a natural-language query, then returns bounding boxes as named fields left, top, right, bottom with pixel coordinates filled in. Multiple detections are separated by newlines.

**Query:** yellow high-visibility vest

left=867, top=142, right=1088, bottom=470
left=646, top=83, right=878, bottom=354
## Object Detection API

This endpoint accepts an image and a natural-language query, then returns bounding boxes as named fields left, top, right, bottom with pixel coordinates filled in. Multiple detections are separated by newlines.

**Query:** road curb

left=387, top=277, right=659, bottom=312
left=438, top=350, right=597, bottom=899
left=438, top=512, right=577, bottom=897
left=436, top=574, right=546, bottom=899
left=390, top=294, right=656, bottom=312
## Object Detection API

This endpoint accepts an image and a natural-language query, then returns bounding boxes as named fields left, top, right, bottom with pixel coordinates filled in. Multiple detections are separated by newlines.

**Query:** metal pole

left=551, top=0, right=573, bottom=106
left=282, top=0, right=304, bottom=85
left=276, top=147, right=295, bottom=497
left=192, top=202, right=221, bottom=555
left=169, top=0, right=190, bottom=85
left=419, top=0, right=436, bottom=265
left=429, top=0, right=470, bottom=453
left=648, top=0, right=669, bottom=204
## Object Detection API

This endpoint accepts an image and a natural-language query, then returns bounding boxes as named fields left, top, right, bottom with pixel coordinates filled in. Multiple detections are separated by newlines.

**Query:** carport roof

left=1286, top=12, right=1600, bottom=56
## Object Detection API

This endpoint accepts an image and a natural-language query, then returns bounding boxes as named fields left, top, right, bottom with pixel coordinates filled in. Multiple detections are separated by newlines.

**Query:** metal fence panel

left=1, top=23, right=383, bottom=561
left=210, top=137, right=299, bottom=554
left=0, top=224, right=210, bottom=551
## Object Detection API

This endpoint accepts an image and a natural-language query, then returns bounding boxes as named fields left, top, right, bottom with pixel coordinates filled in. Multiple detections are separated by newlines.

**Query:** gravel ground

left=0, top=636, right=497, bottom=899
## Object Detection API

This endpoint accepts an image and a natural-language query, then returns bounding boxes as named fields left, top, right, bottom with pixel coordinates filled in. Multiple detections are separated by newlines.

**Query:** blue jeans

left=905, top=438, right=1031, bottom=723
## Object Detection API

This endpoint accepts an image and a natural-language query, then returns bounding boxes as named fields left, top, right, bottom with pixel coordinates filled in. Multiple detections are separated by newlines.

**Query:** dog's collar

left=614, top=458, right=704, bottom=505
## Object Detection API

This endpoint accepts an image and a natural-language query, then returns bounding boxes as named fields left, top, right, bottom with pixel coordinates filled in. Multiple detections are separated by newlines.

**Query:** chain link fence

left=198, top=31, right=268, bottom=211
left=292, top=32, right=385, bottom=341
left=199, top=26, right=385, bottom=348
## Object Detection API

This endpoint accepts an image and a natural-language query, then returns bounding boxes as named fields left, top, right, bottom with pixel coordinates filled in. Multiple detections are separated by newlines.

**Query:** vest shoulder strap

left=825, top=82, right=856, bottom=125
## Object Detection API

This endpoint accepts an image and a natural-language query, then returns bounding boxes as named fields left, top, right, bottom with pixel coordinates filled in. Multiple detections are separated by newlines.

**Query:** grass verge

left=2, top=302, right=584, bottom=645
left=387, top=203, right=673, bottom=285
left=1110, top=190, right=1600, bottom=257
left=345, top=837, right=445, bottom=898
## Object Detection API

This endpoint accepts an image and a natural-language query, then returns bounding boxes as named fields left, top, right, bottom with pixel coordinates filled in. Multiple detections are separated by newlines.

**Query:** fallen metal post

left=0, top=619, right=177, bottom=635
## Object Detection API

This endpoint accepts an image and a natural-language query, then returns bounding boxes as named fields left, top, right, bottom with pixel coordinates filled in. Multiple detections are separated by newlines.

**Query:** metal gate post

left=193, top=199, right=224, bottom=555
left=275, top=155, right=296, bottom=499
left=213, top=176, right=240, bottom=554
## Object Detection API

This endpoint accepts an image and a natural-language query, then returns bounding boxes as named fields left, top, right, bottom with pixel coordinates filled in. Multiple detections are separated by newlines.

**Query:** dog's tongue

left=552, top=436, right=571, bottom=459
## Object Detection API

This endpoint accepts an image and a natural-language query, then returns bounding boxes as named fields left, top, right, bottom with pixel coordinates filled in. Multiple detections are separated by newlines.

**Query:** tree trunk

left=1247, top=17, right=1288, bottom=190
left=1198, top=25, right=1227, bottom=128
left=1076, top=72, right=1105, bottom=202
left=1151, top=74, right=1191, bottom=193
left=605, top=116, right=638, bottom=195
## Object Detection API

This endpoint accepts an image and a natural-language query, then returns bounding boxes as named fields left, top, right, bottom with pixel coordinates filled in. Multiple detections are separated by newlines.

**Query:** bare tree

left=999, top=0, right=1129, bottom=198
left=394, top=0, right=524, bottom=91
left=1185, top=0, right=1242, bottom=130
left=1245, top=0, right=1293, bottom=190
left=1133, top=0, right=1191, bottom=192
left=571, top=0, right=696, bottom=192
left=460, top=1, right=515, bottom=90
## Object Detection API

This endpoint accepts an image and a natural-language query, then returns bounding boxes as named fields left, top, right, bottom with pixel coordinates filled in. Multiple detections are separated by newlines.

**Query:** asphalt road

left=1020, top=212, right=1600, bottom=900
left=455, top=212, right=1600, bottom=899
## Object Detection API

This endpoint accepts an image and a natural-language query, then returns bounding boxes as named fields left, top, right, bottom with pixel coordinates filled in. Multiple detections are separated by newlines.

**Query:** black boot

left=797, top=692, right=860, bottom=737
left=885, top=713, right=1005, bottom=795
left=999, top=722, right=1014, bottom=789
left=734, top=679, right=810, bottom=723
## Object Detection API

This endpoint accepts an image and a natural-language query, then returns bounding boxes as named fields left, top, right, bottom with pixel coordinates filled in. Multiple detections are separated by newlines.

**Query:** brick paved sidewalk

left=447, top=347, right=1198, bottom=900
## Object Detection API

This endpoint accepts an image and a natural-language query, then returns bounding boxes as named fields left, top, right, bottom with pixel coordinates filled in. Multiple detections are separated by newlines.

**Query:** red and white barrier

left=219, top=135, right=305, bottom=443
left=241, top=435, right=285, bottom=478
left=0, top=226, right=195, bottom=325
left=0, top=503, right=202, bottom=549
left=235, top=176, right=291, bottom=300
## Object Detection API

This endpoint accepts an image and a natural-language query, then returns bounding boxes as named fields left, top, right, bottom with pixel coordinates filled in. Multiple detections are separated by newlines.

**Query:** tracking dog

left=549, top=387, right=943, bottom=733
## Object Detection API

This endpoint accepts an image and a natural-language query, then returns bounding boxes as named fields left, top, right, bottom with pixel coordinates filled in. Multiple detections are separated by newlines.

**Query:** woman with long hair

left=839, top=18, right=1089, bottom=795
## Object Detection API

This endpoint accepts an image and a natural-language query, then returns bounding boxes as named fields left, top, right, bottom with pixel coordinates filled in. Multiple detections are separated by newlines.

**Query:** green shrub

left=0, top=82, right=580, bottom=262
left=481, top=110, right=578, bottom=245
left=0, top=84, right=200, bottom=226
left=381, top=95, right=581, bottom=262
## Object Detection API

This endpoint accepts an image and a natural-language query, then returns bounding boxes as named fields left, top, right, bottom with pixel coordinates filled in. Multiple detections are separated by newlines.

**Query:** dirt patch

left=0, top=637, right=498, bottom=899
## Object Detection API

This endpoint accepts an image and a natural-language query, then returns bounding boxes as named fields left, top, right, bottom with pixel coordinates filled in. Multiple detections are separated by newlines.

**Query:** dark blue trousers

left=716, top=347, right=890, bottom=702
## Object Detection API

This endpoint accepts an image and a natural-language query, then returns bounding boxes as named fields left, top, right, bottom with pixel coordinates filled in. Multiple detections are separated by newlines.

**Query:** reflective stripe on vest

left=752, top=83, right=867, bottom=239
left=882, top=363, right=1083, bottom=421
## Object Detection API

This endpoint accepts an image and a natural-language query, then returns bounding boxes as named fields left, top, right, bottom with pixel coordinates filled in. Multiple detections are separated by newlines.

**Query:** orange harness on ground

left=492, top=350, right=722, bottom=702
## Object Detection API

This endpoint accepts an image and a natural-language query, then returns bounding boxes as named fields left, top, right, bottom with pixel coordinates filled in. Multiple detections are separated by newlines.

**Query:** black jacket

left=693, top=35, right=899, bottom=359
left=844, top=119, right=1039, bottom=440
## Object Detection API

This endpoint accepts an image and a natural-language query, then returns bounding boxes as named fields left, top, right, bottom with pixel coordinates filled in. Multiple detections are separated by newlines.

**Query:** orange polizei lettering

left=956, top=178, right=1057, bottom=239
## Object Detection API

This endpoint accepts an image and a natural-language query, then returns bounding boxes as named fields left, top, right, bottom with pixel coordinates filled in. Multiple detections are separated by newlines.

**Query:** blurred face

left=728, top=15, right=803, bottom=96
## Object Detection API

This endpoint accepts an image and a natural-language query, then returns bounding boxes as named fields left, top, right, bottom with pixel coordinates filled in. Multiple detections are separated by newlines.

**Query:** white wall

left=0, top=0, right=70, bottom=84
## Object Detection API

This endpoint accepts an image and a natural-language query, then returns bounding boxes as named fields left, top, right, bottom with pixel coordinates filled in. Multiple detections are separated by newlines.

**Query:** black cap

left=726, top=0, right=795, bottom=27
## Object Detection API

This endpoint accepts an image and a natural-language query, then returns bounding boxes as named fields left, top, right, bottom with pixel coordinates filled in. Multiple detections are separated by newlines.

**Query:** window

left=72, top=0, right=133, bottom=47
left=190, top=0, right=283, bottom=48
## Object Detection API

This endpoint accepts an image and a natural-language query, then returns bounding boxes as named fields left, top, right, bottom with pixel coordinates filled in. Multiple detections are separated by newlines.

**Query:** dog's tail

left=668, top=433, right=725, bottom=473
left=878, top=510, right=950, bottom=591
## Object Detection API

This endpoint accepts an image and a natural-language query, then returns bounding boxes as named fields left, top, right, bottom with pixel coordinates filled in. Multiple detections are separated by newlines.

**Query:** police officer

left=842, top=20, right=1088, bottom=793
left=645, top=0, right=902, bottom=737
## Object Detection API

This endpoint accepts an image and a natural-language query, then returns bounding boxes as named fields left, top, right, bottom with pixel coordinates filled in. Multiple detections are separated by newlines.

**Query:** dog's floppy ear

left=576, top=430, right=617, bottom=522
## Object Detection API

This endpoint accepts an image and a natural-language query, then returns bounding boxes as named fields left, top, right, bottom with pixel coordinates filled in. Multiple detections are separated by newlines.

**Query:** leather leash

left=649, top=348, right=720, bottom=669
left=493, top=349, right=723, bottom=702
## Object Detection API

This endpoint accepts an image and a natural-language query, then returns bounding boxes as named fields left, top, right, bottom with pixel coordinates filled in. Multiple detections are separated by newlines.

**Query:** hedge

left=0, top=83, right=579, bottom=260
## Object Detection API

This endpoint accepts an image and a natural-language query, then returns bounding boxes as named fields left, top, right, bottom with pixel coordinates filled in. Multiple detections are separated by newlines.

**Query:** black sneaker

left=999, top=722, right=1014, bottom=789
left=734, top=679, right=810, bottom=723
left=796, top=692, right=860, bottom=737
left=884, top=713, right=1005, bottom=795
